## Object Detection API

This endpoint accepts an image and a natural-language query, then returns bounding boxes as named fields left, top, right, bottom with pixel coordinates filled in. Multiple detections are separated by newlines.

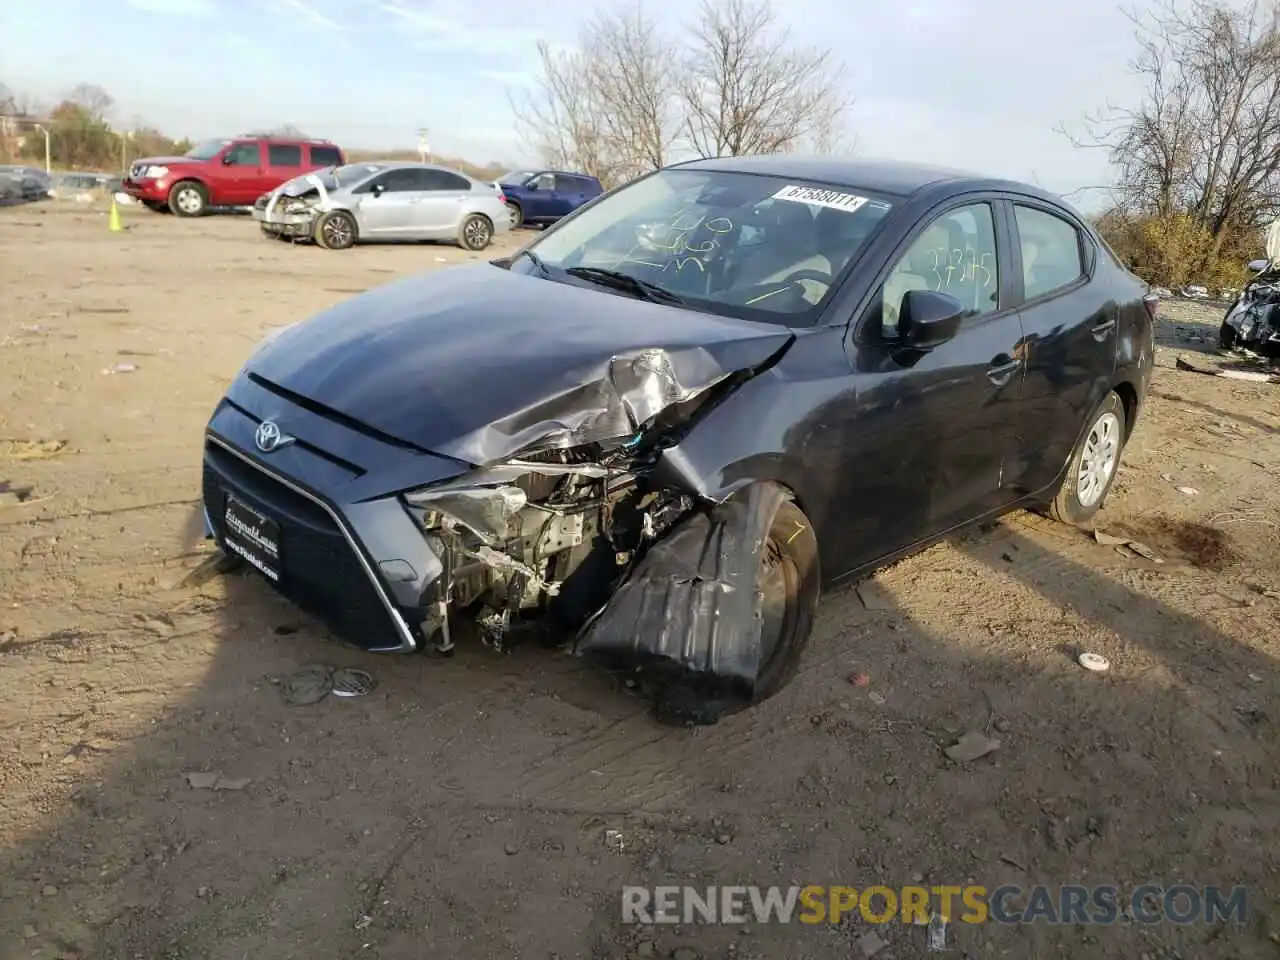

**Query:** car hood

left=246, top=265, right=795, bottom=465
left=137, top=156, right=200, bottom=167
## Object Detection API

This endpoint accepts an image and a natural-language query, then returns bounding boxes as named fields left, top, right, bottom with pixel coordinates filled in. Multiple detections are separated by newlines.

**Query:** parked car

left=198, top=155, right=1155, bottom=723
left=252, top=160, right=510, bottom=251
left=497, top=168, right=603, bottom=228
left=0, top=165, right=51, bottom=203
left=120, top=135, right=345, bottom=216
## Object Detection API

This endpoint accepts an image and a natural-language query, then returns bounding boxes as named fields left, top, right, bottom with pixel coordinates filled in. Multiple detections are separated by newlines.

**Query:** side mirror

left=899, top=289, right=965, bottom=349
left=1247, top=258, right=1269, bottom=273
left=525, top=180, right=540, bottom=191
left=371, top=182, right=386, bottom=196
left=221, top=154, right=234, bottom=166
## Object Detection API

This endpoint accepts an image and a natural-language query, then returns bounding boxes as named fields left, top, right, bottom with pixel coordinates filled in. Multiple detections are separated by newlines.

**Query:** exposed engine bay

left=406, top=445, right=695, bottom=655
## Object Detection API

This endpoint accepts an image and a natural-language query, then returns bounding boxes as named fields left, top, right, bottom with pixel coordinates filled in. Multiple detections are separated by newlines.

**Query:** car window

left=879, top=202, right=1000, bottom=337
left=370, top=169, right=423, bottom=193
left=417, top=169, right=471, bottom=191
left=523, top=168, right=894, bottom=326
left=224, top=142, right=261, bottom=166
left=555, top=174, right=580, bottom=193
left=1014, top=205, right=1084, bottom=299
left=268, top=144, right=302, bottom=166
left=310, top=145, right=343, bottom=167
left=532, top=172, right=555, bottom=190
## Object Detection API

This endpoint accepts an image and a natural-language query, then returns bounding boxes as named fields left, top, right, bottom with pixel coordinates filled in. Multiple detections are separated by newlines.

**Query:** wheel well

left=169, top=178, right=205, bottom=195
left=469, top=211, right=494, bottom=226
left=1112, top=381, right=1137, bottom=440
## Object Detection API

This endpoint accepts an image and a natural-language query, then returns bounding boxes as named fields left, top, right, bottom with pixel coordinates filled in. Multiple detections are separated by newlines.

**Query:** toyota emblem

left=254, top=420, right=294, bottom=453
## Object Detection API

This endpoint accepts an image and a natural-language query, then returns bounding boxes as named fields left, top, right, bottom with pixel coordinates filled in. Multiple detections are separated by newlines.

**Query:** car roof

left=670, top=154, right=1068, bottom=205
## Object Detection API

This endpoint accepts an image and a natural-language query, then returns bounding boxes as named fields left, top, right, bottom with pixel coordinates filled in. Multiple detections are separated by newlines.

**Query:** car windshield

left=184, top=139, right=230, bottom=161
left=501, top=169, right=536, bottom=184
left=520, top=168, right=893, bottom=325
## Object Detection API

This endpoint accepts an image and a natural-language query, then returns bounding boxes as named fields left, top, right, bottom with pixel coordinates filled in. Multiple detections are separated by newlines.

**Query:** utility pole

left=417, top=127, right=429, bottom=163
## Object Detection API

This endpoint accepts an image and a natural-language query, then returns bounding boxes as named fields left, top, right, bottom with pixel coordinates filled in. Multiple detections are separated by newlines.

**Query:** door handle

left=1092, top=314, right=1117, bottom=339
left=987, top=354, right=1020, bottom=386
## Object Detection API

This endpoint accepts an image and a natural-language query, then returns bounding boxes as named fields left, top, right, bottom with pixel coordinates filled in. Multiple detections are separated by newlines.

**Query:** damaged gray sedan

left=202, top=156, right=1153, bottom=722
left=253, top=161, right=510, bottom=251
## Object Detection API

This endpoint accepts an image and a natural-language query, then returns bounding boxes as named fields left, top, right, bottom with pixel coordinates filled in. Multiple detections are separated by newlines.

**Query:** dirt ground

left=1, top=204, right=1278, bottom=960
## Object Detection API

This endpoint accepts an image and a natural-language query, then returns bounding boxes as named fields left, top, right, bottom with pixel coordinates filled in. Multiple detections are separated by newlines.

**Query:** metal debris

left=183, top=771, right=251, bottom=790
left=944, top=731, right=1001, bottom=763
left=1078, top=652, right=1111, bottom=673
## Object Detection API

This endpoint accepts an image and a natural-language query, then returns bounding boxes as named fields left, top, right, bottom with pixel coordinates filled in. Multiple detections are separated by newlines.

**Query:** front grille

left=202, top=444, right=407, bottom=649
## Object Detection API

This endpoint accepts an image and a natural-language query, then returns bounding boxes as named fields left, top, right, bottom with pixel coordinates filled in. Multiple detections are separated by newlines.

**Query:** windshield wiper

left=564, top=266, right=685, bottom=305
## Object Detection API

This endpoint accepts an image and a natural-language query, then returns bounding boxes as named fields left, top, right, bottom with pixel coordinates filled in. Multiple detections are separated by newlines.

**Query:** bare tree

left=1064, top=0, right=1280, bottom=257
left=66, top=83, right=113, bottom=122
left=678, top=0, right=851, bottom=158
left=511, top=6, right=676, bottom=187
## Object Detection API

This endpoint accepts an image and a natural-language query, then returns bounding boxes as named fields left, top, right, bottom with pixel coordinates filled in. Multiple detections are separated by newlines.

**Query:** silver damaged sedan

left=253, top=161, right=511, bottom=251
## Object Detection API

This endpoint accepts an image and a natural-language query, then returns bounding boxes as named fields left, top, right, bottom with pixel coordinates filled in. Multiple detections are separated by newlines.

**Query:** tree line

left=1065, top=0, right=1280, bottom=287
left=6, top=0, right=1277, bottom=288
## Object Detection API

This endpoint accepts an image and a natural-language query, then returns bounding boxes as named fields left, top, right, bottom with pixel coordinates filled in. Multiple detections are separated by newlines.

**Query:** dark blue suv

left=498, top=169, right=603, bottom=229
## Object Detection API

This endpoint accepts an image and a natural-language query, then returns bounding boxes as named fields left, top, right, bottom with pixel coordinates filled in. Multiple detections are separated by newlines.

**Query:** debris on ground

left=101, top=362, right=138, bottom=375
left=927, top=911, right=947, bottom=950
left=605, top=829, right=626, bottom=854
left=1176, top=485, right=1200, bottom=496
left=282, top=665, right=334, bottom=705
left=943, top=731, right=1001, bottom=763
left=1078, top=652, right=1111, bottom=673
left=183, top=771, right=251, bottom=790
left=857, top=930, right=889, bottom=956
left=0, top=480, right=36, bottom=507
left=0, top=439, right=67, bottom=460
left=856, top=580, right=896, bottom=610
left=1176, top=354, right=1280, bottom=383
left=280, top=665, right=376, bottom=705
left=1095, top=529, right=1165, bottom=563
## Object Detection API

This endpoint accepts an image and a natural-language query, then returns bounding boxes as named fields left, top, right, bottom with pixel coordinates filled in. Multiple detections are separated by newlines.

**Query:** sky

left=1, top=0, right=1151, bottom=211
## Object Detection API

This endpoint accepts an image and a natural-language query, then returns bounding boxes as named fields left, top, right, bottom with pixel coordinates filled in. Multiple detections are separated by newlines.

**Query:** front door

left=835, top=199, right=1025, bottom=573
left=354, top=169, right=420, bottom=236
left=218, top=140, right=265, bottom=205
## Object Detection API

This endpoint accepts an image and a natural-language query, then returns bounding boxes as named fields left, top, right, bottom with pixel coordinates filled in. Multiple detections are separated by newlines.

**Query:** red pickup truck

left=121, top=135, right=346, bottom=216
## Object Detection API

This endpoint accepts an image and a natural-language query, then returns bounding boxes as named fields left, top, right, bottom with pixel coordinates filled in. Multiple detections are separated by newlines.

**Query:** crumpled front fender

left=575, top=481, right=791, bottom=721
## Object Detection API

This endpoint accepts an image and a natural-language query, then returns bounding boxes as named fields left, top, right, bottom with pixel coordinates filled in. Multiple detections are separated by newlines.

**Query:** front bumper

left=120, top=178, right=169, bottom=203
left=200, top=380, right=467, bottom=651
left=253, top=203, right=318, bottom=239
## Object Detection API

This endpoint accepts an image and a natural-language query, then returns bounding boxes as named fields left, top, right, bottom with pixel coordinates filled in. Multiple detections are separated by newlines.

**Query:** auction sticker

left=772, top=184, right=869, bottom=213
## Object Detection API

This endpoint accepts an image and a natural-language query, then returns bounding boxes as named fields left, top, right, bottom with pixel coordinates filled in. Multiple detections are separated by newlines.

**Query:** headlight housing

left=144, top=165, right=169, bottom=178
left=403, top=485, right=527, bottom=545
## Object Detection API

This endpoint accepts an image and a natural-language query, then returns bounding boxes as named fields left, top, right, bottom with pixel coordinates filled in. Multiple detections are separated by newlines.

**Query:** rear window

left=309, top=145, right=343, bottom=166
left=268, top=144, right=302, bottom=166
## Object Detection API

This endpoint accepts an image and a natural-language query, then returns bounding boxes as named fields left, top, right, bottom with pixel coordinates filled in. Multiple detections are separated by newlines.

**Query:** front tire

left=506, top=202, right=523, bottom=229
left=750, top=498, right=821, bottom=704
left=168, top=180, right=207, bottom=217
left=1048, top=391, right=1126, bottom=526
left=458, top=214, right=494, bottom=251
left=315, top=211, right=357, bottom=250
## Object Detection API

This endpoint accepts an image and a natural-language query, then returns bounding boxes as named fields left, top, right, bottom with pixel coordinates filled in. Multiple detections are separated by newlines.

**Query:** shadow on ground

left=0, top=509, right=1277, bottom=960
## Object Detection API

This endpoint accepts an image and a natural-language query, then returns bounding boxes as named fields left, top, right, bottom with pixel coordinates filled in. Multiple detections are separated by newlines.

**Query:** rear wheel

left=315, top=210, right=357, bottom=250
left=459, top=214, right=493, bottom=251
left=168, top=180, right=207, bottom=217
left=1047, top=391, right=1126, bottom=526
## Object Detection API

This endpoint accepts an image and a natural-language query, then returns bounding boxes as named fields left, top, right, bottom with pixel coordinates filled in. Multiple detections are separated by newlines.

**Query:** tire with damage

left=576, top=482, right=820, bottom=725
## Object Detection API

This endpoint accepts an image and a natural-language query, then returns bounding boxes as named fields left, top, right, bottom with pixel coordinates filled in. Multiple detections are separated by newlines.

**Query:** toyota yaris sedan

left=200, top=155, right=1156, bottom=722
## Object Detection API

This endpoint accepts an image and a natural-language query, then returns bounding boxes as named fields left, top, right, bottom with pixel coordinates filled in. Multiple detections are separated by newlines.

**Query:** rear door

left=1003, top=199, right=1116, bottom=495
left=264, top=142, right=304, bottom=193
left=402, top=168, right=470, bottom=237
left=218, top=140, right=265, bottom=205
left=555, top=173, right=589, bottom=215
